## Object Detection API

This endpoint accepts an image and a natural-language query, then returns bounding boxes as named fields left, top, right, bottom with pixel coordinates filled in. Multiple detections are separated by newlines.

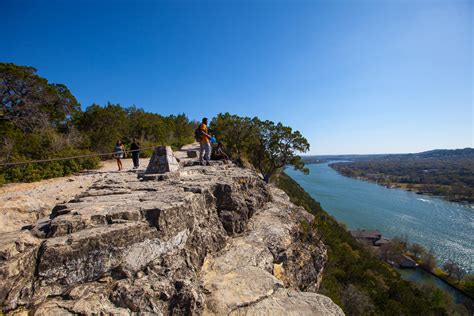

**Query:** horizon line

left=302, top=147, right=474, bottom=157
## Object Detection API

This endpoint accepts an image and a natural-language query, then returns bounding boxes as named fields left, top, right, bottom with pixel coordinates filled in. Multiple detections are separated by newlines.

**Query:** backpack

left=194, top=127, right=203, bottom=141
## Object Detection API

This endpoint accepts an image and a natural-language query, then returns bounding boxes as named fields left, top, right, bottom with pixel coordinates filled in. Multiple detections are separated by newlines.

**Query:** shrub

left=0, top=148, right=100, bottom=184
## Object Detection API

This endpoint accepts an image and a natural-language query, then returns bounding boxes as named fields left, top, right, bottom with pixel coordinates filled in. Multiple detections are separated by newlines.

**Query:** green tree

left=127, top=106, right=167, bottom=142
left=341, top=284, right=374, bottom=315
left=211, top=113, right=260, bottom=160
left=451, top=266, right=466, bottom=283
left=409, top=243, right=426, bottom=259
left=212, top=113, right=310, bottom=183
left=165, top=113, right=195, bottom=148
left=126, top=107, right=194, bottom=152
left=420, top=251, right=436, bottom=271
left=0, top=63, right=99, bottom=183
left=442, top=260, right=458, bottom=278
left=250, top=119, right=310, bottom=182
left=75, top=103, right=130, bottom=153
left=462, top=275, right=474, bottom=298
left=0, top=63, right=80, bottom=132
left=379, top=240, right=405, bottom=264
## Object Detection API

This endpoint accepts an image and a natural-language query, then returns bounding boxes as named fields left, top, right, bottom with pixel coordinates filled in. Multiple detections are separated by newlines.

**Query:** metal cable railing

left=0, top=147, right=156, bottom=167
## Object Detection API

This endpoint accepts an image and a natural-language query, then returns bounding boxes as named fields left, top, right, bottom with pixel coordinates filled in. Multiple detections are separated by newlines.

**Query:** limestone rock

left=187, top=150, right=198, bottom=158
left=34, top=222, right=159, bottom=299
left=0, top=231, right=42, bottom=311
left=0, top=197, right=51, bottom=234
left=0, top=144, right=343, bottom=315
left=204, top=265, right=283, bottom=314
left=229, top=288, right=344, bottom=315
left=34, top=283, right=130, bottom=316
left=200, top=187, right=329, bottom=315
left=145, top=146, right=180, bottom=174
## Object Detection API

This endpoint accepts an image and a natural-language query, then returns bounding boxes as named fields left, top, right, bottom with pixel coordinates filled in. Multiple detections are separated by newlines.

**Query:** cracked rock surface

left=0, top=144, right=343, bottom=315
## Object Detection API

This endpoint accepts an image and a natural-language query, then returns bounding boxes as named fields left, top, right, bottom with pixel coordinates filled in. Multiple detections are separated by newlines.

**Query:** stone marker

left=145, top=146, right=180, bottom=174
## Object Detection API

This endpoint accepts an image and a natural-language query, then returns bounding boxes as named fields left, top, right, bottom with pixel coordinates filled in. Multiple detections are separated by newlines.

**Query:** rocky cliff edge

left=0, top=144, right=343, bottom=315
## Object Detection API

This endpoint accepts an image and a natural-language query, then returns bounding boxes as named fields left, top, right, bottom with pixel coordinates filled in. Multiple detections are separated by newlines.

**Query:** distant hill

left=417, top=148, right=474, bottom=158
left=302, top=148, right=474, bottom=164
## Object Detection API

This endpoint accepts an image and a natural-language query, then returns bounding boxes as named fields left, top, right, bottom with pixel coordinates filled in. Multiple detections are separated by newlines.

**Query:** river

left=286, top=162, right=474, bottom=273
left=286, top=162, right=474, bottom=304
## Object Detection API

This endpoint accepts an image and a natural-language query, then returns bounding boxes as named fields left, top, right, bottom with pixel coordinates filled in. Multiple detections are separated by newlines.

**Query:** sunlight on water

left=287, top=162, right=474, bottom=273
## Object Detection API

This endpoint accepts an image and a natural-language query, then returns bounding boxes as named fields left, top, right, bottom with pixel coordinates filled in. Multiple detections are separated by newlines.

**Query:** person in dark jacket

left=213, top=142, right=229, bottom=163
left=130, top=138, right=140, bottom=169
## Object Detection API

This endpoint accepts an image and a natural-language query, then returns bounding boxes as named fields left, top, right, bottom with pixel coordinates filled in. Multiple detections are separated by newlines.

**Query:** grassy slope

left=276, top=172, right=456, bottom=315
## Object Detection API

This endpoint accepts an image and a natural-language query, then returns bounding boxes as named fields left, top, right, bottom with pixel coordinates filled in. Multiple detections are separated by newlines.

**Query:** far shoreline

left=325, top=162, right=473, bottom=205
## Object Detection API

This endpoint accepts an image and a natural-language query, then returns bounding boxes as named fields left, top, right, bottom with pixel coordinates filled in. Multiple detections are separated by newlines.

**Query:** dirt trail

left=0, top=158, right=149, bottom=234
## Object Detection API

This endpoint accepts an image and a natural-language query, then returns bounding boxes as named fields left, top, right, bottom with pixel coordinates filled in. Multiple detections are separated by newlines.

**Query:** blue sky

left=2, top=0, right=472, bottom=154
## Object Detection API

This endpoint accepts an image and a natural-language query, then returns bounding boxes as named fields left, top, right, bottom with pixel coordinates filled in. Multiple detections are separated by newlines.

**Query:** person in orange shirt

left=199, top=117, right=212, bottom=165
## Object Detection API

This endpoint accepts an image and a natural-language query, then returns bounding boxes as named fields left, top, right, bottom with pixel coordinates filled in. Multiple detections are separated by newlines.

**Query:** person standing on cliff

left=198, top=117, right=212, bottom=166
left=130, top=138, right=140, bottom=169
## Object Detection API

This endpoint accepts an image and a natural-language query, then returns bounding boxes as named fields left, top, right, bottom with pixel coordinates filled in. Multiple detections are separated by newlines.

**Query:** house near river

left=350, top=229, right=382, bottom=243
left=350, top=229, right=417, bottom=269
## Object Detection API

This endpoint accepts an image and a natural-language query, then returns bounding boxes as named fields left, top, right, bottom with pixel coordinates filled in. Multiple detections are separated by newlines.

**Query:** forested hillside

left=0, top=63, right=195, bottom=184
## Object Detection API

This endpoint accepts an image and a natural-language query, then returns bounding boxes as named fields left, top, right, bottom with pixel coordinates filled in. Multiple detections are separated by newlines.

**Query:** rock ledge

left=0, top=144, right=343, bottom=315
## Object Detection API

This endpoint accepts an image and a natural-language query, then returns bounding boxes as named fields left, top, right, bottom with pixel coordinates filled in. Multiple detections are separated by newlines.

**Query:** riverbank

left=328, top=160, right=474, bottom=204
left=395, top=251, right=473, bottom=302
left=419, top=262, right=474, bottom=300
left=333, top=169, right=471, bottom=204
left=398, top=267, right=473, bottom=307
left=349, top=230, right=474, bottom=303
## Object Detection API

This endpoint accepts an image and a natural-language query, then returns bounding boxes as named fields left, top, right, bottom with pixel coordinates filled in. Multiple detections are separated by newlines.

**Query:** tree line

left=1, top=63, right=309, bottom=185
left=0, top=63, right=195, bottom=184
left=331, top=156, right=474, bottom=202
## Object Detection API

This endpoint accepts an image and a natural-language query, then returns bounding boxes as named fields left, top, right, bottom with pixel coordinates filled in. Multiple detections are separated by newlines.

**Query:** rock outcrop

left=0, top=144, right=343, bottom=315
